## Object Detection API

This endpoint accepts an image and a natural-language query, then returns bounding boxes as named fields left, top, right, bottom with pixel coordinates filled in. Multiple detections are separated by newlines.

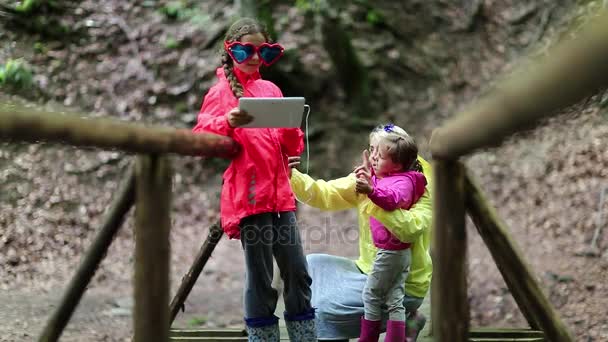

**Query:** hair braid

left=221, top=51, right=244, bottom=98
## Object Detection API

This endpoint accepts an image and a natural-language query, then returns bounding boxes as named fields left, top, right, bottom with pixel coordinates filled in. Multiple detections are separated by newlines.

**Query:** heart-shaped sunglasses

left=224, top=41, right=284, bottom=66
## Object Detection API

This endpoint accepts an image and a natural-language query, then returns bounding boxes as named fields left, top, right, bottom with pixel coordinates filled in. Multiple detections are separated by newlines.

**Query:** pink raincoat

left=368, top=171, right=427, bottom=250
left=193, top=67, right=304, bottom=239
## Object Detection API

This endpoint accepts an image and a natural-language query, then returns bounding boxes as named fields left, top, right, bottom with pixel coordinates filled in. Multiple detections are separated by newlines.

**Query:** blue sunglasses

left=224, top=41, right=284, bottom=66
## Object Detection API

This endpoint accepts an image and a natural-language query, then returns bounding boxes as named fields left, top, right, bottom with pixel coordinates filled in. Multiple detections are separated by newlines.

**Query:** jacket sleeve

left=290, top=169, right=359, bottom=210
left=361, top=190, right=432, bottom=242
left=368, top=178, right=414, bottom=211
left=192, top=87, right=234, bottom=137
left=278, top=128, right=304, bottom=156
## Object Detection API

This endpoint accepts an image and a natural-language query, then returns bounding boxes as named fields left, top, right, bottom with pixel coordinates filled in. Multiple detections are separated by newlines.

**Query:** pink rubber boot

left=358, top=317, right=381, bottom=342
left=385, top=320, right=406, bottom=342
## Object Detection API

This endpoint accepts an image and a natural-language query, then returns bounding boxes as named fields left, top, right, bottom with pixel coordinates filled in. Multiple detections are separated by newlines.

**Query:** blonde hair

left=371, top=124, right=422, bottom=173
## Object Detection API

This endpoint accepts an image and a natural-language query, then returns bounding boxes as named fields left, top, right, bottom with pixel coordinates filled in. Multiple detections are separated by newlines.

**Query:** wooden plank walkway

left=170, top=292, right=545, bottom=341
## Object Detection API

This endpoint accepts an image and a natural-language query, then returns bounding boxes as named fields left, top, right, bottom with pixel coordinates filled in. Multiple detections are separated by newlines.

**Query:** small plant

left=295, top=0, right=325, bottom=13
left=158, top=1, right=210, bottom=29
left=159, top=1, right=189, bottom=20
left=187, top=316, right=207, bottom=327
left=33, top=41, right=47, bottom=54
left=14, top=0, right=43, bottom=13
left=164, top=36, right=179, bottom=49
left=366, top=8, right=384, bottom=26
left=0, top=59, right=34, bottom=90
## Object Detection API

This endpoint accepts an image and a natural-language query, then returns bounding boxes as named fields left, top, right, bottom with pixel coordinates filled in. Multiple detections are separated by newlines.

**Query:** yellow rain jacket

left=290, top=157, right=433, bottom=298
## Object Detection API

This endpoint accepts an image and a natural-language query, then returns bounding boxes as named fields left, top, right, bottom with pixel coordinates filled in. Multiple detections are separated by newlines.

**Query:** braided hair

left=222, top=18, right=270, bottom=98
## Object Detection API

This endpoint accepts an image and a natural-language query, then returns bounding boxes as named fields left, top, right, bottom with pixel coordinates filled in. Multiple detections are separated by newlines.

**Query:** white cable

left=277, top=103, right=313, bottom=206
left=303, top=104, right=311, bottom=175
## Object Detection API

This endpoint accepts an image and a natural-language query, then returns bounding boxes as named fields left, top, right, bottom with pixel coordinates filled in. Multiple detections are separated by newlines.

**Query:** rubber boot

left=284, top=309, right=317, bottom=342
left=385, top=320, right=406, bottom=342
left=285, top=318, right=317, bottom=342
left=406, top=311, right=426, bottom=342
left=358, top=317, right=381, bottom=342
left=245, top=323, right=280, bottom=342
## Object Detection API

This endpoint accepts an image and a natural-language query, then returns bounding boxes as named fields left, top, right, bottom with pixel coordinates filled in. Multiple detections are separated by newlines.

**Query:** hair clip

left=383, top=124, right=395, bottom=133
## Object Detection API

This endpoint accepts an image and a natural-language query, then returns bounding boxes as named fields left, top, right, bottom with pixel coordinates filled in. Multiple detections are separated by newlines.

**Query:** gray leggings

left=363, top=248, right=411, bottom=321
left=240, top=211, right=313, bottom=323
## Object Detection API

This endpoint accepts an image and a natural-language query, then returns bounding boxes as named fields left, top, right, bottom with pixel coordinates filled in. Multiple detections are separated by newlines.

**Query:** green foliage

left=0, top=59, right=34, bottom=90
left=159, top=1, right=188, bottom=20
left=158, top=1, right=211, bottom=29
left=33, top=41, right=47, bottom=54
left=187, top=316, right=207, bottom=327
left=295, top=0, right=325, bottom=13
left=365, top=8, right=384, bottom=26
left=164, top=36, right=179, bottom=49
left=14, top=0, right=43, bottom=13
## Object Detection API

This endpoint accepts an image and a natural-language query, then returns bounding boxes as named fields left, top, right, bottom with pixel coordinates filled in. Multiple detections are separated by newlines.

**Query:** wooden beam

left=0, top=103, right=239, bottom=158
left=464, top=171, right=574, bottom=342
left=430, top=11, right=608, bottom=159
left=134, top=155, right=172, bottom=342
left=169, top=223, right=223, bottom=324
left=38, top=167, right=135, bottom=342
left=431, top=159, right=469, bottom=342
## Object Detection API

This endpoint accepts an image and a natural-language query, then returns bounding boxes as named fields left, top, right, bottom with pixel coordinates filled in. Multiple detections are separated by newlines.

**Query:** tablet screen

left=239, top=97, right=305, bottom=128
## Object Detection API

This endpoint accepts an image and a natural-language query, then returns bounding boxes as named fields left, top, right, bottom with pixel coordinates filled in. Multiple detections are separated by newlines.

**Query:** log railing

left=430, top=10, right=608, bottom=342
left=2, top=8, right=608, bottom=342
left=0, top=103, right=238, bottom=342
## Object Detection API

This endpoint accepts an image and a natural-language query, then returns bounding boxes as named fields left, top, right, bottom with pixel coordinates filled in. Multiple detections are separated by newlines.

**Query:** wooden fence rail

left=0, top=103, right=239, bottom=158
left=464, top=171, right=574, bottom=341
left=430, top=11, right=608, bottom=159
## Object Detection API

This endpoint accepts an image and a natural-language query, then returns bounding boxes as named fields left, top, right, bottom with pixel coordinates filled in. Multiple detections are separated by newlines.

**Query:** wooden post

left=431, top=160, right=469, bottom=342
left=430, top=10, right=608, bottom=159
left=0, top=103, right=239, bottom=158
left=169, top=223, right=223, bottom=324
left=464, top=171, right=574, bottom=342
left=134, top=155, right=172, bottom=342
left=38, top=168, right=135, bottom=342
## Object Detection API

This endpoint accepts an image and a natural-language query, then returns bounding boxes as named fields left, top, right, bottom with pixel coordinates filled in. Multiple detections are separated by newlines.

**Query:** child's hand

left=287, top=156, right=300, bottom=178
left=356, top=177, right=373, bottom=194
left=355, top=149, right=373, bottom=194
left=226, top=108, right=253, bottom=127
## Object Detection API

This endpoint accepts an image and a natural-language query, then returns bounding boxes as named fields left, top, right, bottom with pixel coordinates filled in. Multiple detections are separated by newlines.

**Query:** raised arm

left=290, top=169, right=359, bottom=211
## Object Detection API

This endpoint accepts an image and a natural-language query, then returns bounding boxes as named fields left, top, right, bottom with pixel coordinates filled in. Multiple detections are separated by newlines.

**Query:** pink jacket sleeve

left=278, top=128, right=304, bottom=156
left=368, top=178, right=415, bottom=211
left=192, top=87, right=234, bottom=136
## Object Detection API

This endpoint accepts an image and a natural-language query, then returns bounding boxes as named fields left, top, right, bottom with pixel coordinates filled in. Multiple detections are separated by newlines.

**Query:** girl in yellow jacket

left=288, top=124, right=433, bottom=341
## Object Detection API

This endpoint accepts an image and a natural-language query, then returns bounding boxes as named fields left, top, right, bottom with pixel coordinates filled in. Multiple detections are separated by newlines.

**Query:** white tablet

left=239, top=97, right=306, bottom=128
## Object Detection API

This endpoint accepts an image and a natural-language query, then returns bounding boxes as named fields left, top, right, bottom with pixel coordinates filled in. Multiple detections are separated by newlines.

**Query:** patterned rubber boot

left=245, top=323, right=280, bottom=342
left=284, top=308, right=317, bottom=342
left=285, top=318, right=317, bottom=342
left=406, top=311, right=427, bottom=342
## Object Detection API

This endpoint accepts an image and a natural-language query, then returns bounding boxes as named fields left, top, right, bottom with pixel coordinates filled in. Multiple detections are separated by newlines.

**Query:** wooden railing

left=1, top=9, right=607, bottom=342
left=429, top=10, right=608, bottom=342
left=0, top=103, right=238, bottom=342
